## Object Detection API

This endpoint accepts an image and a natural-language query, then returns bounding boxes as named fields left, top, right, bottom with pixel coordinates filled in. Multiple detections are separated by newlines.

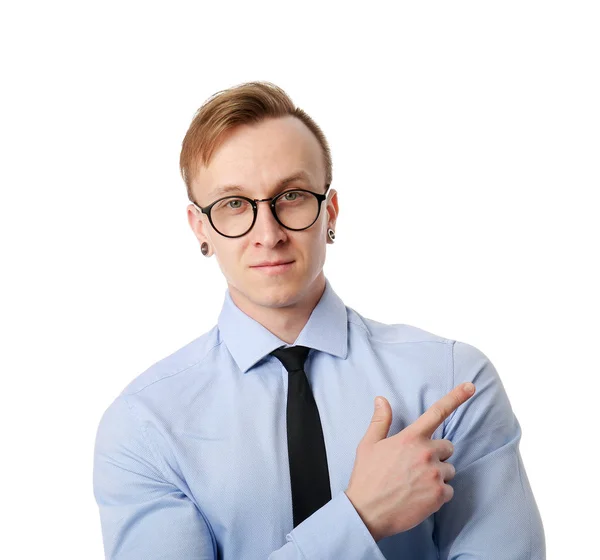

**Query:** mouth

left=250, top=261, right=295, bottom=274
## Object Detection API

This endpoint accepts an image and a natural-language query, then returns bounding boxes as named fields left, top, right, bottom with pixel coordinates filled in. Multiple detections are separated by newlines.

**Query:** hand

left=344, top=382, right=476, bottom=542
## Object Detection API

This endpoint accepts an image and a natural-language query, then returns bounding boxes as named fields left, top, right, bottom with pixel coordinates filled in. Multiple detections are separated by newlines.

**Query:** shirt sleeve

left=92, top=395, right=217, bottom=559
left=270, top=490, right=386, bottom=559
left=433, top=341, right=546, bottom=559
left=94, top=395, right=386, bottom=560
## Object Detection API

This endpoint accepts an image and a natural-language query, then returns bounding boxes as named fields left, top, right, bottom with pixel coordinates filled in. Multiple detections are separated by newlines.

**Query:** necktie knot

left=270, top=345, right=310, bottom=372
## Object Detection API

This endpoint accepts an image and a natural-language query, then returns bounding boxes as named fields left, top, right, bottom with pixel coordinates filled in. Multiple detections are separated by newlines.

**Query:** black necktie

left=270, top=345, right=332, bottom=527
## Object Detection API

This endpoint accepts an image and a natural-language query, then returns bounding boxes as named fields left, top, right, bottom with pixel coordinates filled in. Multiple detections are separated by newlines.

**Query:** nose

left=250, top=200, right=287, bottom=245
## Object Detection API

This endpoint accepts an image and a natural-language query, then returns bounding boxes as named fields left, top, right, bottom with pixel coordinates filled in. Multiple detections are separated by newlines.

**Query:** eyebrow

left=207, top=171, right=314, bottom=200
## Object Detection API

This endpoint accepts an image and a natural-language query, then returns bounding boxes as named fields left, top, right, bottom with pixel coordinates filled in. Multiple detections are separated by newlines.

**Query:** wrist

left=344, top=489, right=382, bottom=542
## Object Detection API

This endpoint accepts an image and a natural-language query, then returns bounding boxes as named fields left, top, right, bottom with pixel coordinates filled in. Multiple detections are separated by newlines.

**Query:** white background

left=1, top=1, right=598, bottom=558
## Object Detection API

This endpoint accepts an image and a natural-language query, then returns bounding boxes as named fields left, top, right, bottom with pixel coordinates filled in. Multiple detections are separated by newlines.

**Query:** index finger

left=406, top=382, right=475, bottom=439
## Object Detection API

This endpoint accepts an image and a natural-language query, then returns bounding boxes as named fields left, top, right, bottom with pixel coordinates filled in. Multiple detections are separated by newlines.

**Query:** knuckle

left=429, top=466, right=441, bottom=481
left=420, top=448, right=434, bottom=463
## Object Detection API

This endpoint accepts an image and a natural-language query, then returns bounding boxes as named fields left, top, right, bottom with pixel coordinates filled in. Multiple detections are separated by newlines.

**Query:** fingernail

left=464, top=382, right=475, bottom=394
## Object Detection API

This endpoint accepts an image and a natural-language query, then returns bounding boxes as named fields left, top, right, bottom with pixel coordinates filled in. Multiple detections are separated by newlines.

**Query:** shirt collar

left=217, top=277, right=349, bottom=374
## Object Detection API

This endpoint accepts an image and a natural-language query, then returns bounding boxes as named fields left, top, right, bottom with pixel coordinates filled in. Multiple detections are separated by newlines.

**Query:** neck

left=228, top=274, right=326, bottom=345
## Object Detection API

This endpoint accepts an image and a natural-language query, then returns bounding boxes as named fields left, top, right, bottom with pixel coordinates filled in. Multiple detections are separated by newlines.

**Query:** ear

left=325, top=189, right=339, bottom=232
left=187, top=204, right=211, bottom=250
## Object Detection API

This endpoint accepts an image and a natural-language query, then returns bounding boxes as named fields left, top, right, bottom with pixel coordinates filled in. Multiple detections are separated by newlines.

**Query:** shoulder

left=346, top=305, right=495, bottom=371
left=118, top=324, right=222, bottom=397
left=346, top=305, right=452, bottom=346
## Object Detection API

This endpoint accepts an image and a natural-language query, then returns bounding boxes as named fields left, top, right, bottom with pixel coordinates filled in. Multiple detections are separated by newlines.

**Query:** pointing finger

left=406, top=383, right=475, bottom=439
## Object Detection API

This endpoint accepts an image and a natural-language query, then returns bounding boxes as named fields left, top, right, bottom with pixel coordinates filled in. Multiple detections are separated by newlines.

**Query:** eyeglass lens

left=210, top=190, right=319, bottom=237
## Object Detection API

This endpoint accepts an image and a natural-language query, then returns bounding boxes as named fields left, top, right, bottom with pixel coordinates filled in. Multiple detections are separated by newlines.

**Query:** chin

left=245, top=274, right=302, bottom=306
left=255, top=283, right=298, bottom=306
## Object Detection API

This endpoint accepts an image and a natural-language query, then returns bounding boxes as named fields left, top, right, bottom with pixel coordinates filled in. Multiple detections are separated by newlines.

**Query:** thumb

left=361, top=397, right=392, bottom=446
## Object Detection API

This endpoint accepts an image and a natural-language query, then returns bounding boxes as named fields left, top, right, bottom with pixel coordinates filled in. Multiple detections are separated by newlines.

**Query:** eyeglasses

left=191, top=184, right=331, bottom=238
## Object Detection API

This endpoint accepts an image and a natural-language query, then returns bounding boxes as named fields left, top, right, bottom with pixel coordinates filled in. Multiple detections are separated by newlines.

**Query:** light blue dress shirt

left=93, top=277, right=545, bottom=559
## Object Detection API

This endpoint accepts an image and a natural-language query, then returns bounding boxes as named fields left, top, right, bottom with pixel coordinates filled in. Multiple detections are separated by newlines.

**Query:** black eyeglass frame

left=191, top=183, right=331, bottom=239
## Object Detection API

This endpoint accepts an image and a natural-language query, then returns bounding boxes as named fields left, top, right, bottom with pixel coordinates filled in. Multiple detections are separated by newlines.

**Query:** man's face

left=187, top=115, right=338, bottom=311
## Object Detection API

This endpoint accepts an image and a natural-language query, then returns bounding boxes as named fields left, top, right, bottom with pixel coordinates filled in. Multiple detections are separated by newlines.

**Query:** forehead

left=193, top=116, right=325, bottom=200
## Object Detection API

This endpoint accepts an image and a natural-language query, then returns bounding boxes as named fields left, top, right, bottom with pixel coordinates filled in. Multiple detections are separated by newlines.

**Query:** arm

left=92, top=395, right=217, bottom=559
left=93, top=395, right=385, bottom=559
left=433, top=341, right=546, bottom=559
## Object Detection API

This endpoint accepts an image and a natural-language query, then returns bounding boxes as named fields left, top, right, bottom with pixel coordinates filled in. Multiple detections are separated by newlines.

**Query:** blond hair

left=179, top=81, right=332, bottom=203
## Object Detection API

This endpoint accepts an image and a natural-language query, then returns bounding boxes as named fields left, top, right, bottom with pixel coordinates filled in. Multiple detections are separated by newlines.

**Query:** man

left=93, top=81, right=545, bottom=558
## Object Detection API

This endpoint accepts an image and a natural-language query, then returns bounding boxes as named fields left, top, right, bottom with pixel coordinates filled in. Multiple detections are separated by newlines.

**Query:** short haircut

left=179, top=81, right=332, bottom=203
